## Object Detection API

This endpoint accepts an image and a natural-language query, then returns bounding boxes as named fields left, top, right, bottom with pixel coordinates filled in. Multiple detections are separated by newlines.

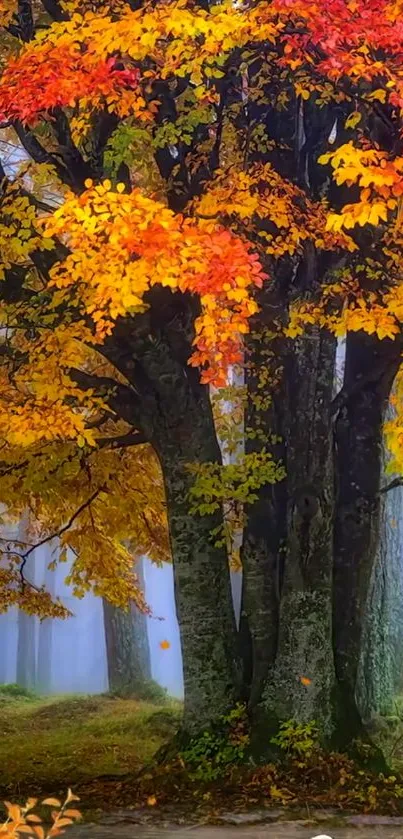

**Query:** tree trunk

left=333, top=332, right=401, bottom=745
left=262, top=328, right=337, bottom=737
left=17, top=532, right=37, bottom=690
left=103, top=595, right=151, bottom=696
left=155, top=384, right=241, bottom=733
left=99, top=294, right=240, bottom=734
left=37, top=544, right=56, bottom=694
left=240, top=310, right=288, bottom=709
left=130, top=557, right=151, bottom=681
left=356, top=474, right=403, bottom=722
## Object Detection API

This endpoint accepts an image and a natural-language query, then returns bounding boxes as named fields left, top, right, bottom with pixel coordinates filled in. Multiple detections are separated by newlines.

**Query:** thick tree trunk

left=262, top=329, right=337, bottom=737
left=99, top=294, right=240, bottom=734
left=333, top=332, right=401, bottom=745
left=155, top=385, right=241, bottom=733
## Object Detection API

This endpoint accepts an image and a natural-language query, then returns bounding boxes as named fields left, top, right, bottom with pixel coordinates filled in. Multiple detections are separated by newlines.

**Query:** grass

left=0, top=688, right=182, bottom=799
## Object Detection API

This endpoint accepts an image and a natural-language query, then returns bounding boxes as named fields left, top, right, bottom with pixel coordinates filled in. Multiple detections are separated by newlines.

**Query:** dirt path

left=69, top=813, right=403, bottom=839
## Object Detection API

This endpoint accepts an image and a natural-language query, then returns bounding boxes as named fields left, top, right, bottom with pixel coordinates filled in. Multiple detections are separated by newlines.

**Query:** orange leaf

left=42, top=800, right=61, bottom=808
left=159, top=640, right=170, bottom=650
left=147, top=797, right=157, bottom=807
left=63, top=811, right=81, bottom=819
left=4, top=805, right=20, bottom=822
left=300, top=676, right=311, bottom=686
left=33, top=827, right=45, bottom=839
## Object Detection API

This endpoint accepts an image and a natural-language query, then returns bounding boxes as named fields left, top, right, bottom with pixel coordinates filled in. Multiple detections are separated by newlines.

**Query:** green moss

left=0, top=692, right=182, bottom=796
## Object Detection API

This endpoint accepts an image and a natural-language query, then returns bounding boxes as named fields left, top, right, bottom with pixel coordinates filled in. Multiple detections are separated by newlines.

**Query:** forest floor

left=3, top=689, right=403, bottom=833
left=0, top=687, right=181, bottom=800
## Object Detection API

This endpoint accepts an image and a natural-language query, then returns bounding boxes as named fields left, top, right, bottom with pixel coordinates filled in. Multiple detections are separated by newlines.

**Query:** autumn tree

left=2, top=0, right=403, bottom=753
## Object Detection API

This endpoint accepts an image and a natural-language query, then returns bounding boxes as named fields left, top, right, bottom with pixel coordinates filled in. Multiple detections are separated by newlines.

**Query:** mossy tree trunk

left=261, top=329, right=337, bottom=738
left=154, top=385, right=241, bottom=733
left=333, top=333, right=402, bottom=742
left=242, top=323, right=401, bottom=754
left=240, top=286, right=288, bottom=709
left=94, top=291, right=240, bottom=733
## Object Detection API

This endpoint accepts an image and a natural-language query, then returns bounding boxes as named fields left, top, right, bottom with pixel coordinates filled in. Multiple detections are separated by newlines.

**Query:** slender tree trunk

left=37, top=544, right=56, bottom=694
left=240, top=308, right=288, bottom=709
left=131, top=557, right=151, bottom=680
left=333, top=332, right=401, bottom=744
left=17, top=529, right=37, bottom=690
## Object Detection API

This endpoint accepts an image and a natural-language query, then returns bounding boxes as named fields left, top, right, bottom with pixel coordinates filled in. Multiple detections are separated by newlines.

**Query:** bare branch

left=97, top=431, right=148, bottom=449
left=379, top=477, right=403, bottom=495
left=18, top=485, right=104, bottom=589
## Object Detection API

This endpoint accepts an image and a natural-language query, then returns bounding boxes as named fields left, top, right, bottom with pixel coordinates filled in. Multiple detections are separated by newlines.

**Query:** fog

left=0, top=531, right=243, bottom=698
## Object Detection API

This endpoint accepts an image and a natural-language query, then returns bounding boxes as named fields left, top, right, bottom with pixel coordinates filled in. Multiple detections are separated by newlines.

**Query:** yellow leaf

left=147, top=796, right=157, bottom=807
left=345, top=111, right=362, bottom=130
left=368, top=89, right=387, bottom=103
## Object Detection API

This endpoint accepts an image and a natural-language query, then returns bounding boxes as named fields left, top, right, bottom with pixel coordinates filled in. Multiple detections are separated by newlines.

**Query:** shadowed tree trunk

left=262, top=328, right=337, bottom=736
left=333, top=332, right=401, bottom=747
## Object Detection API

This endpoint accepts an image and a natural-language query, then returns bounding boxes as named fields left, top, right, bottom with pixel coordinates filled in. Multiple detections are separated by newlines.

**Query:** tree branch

left=39, top=0, right=69, bottom=21
left=97, top=430, right=148, bottom=449
left=379, top=477, right=403, bottom=495
left=13, top=121, right=76, bottom=190
left=18, top=485, right=104, bottom=589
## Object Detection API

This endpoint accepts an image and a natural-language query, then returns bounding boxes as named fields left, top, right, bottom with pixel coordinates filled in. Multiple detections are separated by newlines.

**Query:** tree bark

left=262, top=328, right=337, bottom=737
left=37, top=548, right=56, bottom=694
left=97, top=293, right=240, bottom=733
left=333, top=332, right=401, bottom=745
left=130, top=557, right=151, bottom=681
left=240, top=306, right=288, bottom=709
left=154, top=383, right=241, bottom=734
left=103, top=594, right=151, bottom=696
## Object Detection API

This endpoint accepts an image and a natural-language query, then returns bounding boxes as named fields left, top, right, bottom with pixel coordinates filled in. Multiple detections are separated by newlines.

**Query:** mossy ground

left=0, top=687, right=181, bottom=803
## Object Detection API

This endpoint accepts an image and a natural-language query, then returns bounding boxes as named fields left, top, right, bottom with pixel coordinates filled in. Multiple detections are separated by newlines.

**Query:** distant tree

left=103, top=558, right=151, bottom=696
